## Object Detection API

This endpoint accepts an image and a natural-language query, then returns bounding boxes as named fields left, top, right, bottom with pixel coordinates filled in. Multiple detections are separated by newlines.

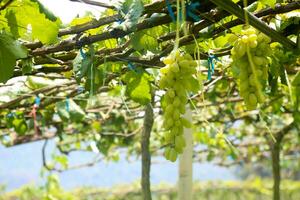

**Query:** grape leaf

left=5, top=0, right=61, bottom=44
left=13, top=118, right=28, bottom=136
left=5, top=11, right=20, bottom=38
left=56, top=99, right=85, bottom=122
left=259, top=0, right=276, bottom=8
left=29, top=0, right=59, bottom=22
left=114, top=0, right=144, bottom=31
left=131, top=27, right=163, bottom=52
left=122, top=71, right=152, bottom=105
left=0, top=32, right=27, bottom=83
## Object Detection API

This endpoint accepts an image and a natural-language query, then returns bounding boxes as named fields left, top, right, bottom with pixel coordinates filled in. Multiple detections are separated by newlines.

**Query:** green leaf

left=6, top=0, right=61, bottom=44
left=259, top=0, right=276, bottom=9
left=115, top=0, right=144, bottom=31
left=29, top=0, right=59, bottom=22
left=54, top=155, right=69, bottom=169
left=56, top=99, right=85, bottom=122
left=13, top=118, right=28, bottom=136
left=131, top=28, right=161, bottom=52
left=5, top=10, right=20, bottom=38
left=22, top=58, right=33, bottom=74
left=73, top=52, right=93, bottom=83
left=122, top=71, right=152, bottom=105
left=188, top=77, right=200, bottom=93
left=292, top=72, right=300, bottom=87
left=91, top=121, right=101, bottom=132
left=0, top=32, right=27, bottom=83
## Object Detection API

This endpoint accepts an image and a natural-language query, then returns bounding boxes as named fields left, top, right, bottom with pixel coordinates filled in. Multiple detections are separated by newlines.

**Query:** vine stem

left=141, top=101, right=154, bottom=200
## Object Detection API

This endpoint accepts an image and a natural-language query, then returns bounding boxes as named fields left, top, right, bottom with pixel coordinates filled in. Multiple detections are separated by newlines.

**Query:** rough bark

left=141, top=102, right=154, bottom=200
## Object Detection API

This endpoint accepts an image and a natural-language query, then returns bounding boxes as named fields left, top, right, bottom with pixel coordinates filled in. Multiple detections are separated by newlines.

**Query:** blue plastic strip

left=65, top=97, right=70, bottom=112
left=80, top=48, right=87, bottom=59
left=35, top=96, right=41, bottom=106
left=207, top=54, right=220, bottom=80
left=166, top=1, right=201, bottom=23
left=166, top=0, right=176, bottom=22
left=187, top=2, right=201, bottom=22
left=127, top=62, right=143, bottom=74
left=7, top=113, right=15, bottom=118
left=187, top=11, right=201, bottom=22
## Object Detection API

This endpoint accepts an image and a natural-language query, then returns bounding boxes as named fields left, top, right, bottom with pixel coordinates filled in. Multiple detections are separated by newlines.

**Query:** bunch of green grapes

left=158, top=50, right=197, bottom=162
left=230, top=27, right=272, bottom=110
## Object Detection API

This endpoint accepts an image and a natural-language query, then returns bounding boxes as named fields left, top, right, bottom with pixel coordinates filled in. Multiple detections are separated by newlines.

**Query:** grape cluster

left=159, top=50, right=197, bottom=162
left=230, top=28, right=271, bottom=110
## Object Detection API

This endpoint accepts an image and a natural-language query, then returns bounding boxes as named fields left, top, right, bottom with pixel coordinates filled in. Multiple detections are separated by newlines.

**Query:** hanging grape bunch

left=230, top=27, right=272, bottom=110
left=158, top=50, right=197, bottom=162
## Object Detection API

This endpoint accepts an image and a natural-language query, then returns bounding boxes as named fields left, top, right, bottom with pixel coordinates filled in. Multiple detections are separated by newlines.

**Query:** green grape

left=171, top=126, right=180, bottom=136
left=255, top=49, right=263, bottom=56
left=164, top=73, right=174, bottom=86
left=182, top=79, right=191, bottom=90
left=253, top=56, right=265, bottom=66
left=255, top=90, right=264, bottom=103
left=159, top=76, right=167, bottom=89
left=183, top=53, right=193, bottom=60
left=174, top=82, right=184, bottom=91
left=173, top=97, right=181, bottom=107
left=166, top=89, right=175, bottom=99
left=248, top=93, right=257, bottom=106
left=168, top=148, right=178, bottom=162
left=175, top=135, right=186, bottom=149
left=256, top=69, right=263, bottom=77
left=241, top=35, right=249, bottom=43
left=170, top=62, right=180, bottom=73
left=249, top=74, right=257, bottom=86
left=159, top=49, right=199, bottom=161
left=173, top=109, right=181, bottom=120
left=239, top=70, right=249, bottom=80
left=165, top=104, right=174, bottom=115
left=163, top=56, right=175, bottom=65
left=245, top=28, right=256, bottom=35
left=164, top=131, right=174, bottom=143
left=160, top=66, right=170, bottom=74
left=176, top=125, right=184, bottom=136
left=181, top=117, right=192, bottom=128
left=230, top=27, right=271, bottom=110
left=164, top=147, right=171, bottom=160
left=174, top=119, right=182, bottom=127
left=179, top=104, right=186, bottom=114
left=188, top=60, right=197, bottom=68
left=164, top=118, right=174, bottom=129
left=236, top=41, right=246, bottom=58
left=249, top=40, right=258, bottom=48
left=240, top=80, right=249, bottom=92
left=248, top=34, right=257, bottom=42
left=164, top=94, right=173, bottom=104
left=178, top=60, right=190, bottom=68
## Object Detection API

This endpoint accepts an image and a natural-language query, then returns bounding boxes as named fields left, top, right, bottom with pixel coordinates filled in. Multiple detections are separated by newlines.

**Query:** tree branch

left=0, top=0, right=13, bottom=10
